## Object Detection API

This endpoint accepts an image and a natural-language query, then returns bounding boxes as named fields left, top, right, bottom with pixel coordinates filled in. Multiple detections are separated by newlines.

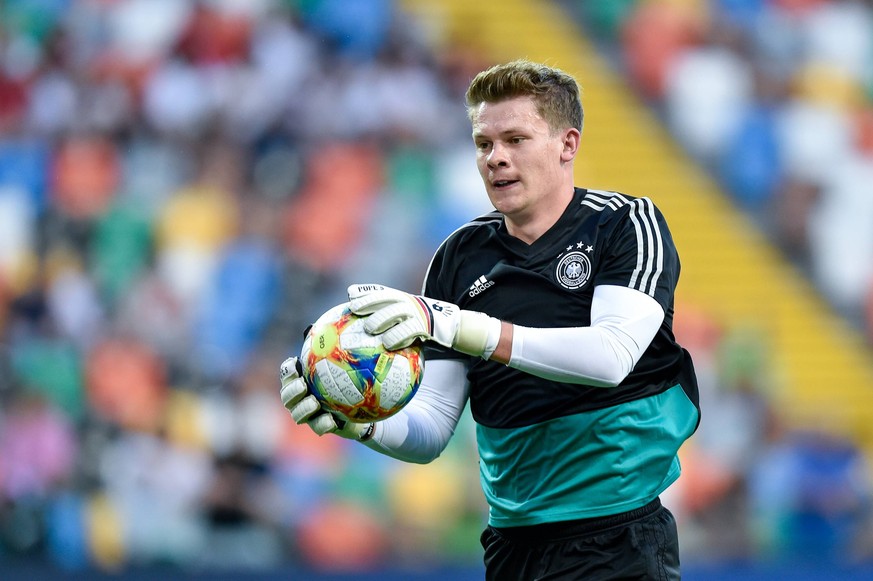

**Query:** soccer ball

left=300, top=302, right=424, bottom=422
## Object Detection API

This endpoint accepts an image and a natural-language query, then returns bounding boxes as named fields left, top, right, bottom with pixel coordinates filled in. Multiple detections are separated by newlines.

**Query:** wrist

left=357, top=422, right=376, bottom=442
left=490, top=320, right=513, bottom=364
left=333, top=417, right=375, bottom=441
left=453, top=310, right=502, bottom=359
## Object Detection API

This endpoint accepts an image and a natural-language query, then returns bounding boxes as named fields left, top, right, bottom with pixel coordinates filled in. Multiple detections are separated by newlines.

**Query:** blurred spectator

left=717, top=65, right=788, bottom=211
left=0, top=188, right=39, bottom=292
left=665, top=36, right=753, bottom=165
left=85, top=336, right=168, bottom=432
left=51, top=134, right=121, bottom=220
left=807, top=154, right=873, bottom=318
left=0, top=391, right=77, bottom=502
left=749, top=430, right=873, bottom=562
left=621, top=0, right=703, bottom=100
left=770, top=178, right=820, bottom=265
left=97, top=427, right=212, bottom=566
left=200, top=450, right=284, bottom=569
left=282, top=141, right=384, bottom=273
left=0, top=391, right=77, bottom=557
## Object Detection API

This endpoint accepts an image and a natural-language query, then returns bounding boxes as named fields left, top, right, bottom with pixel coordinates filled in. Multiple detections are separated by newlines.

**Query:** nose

left=486, top=143, right=508, bottom=169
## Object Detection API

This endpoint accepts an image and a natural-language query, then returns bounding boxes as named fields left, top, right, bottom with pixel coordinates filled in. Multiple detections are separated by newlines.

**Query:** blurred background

left=1, top=0, right=873, bottom=579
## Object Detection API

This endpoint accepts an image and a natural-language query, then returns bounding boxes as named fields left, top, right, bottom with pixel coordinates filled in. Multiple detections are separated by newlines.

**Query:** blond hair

left=465, top=59, right=583, bottom=133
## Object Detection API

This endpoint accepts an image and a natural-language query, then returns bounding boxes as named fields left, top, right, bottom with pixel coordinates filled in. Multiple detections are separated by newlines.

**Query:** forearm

left=361, top=359, right=468, bottom=463
left=507, top=324, right=641, bottom=386
left=492, top=285, right=664, bottom=386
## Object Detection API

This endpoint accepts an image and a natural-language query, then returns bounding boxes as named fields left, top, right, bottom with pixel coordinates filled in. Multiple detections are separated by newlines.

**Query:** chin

left=494, top=203, right=526, bottom=220
left=490, top=191, right=524, bottom=211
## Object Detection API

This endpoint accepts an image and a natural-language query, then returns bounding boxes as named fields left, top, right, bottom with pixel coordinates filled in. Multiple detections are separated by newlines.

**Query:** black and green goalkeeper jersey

left=422, top=188, right=700, bottom=527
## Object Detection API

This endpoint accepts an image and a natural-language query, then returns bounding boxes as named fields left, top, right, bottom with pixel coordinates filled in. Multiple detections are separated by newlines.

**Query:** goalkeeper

left=281, top=60, right=700, bottom=581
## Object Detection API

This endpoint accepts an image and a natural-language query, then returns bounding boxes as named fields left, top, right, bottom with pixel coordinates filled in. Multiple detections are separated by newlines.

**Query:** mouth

left=491, top=179, right=519, bottom=190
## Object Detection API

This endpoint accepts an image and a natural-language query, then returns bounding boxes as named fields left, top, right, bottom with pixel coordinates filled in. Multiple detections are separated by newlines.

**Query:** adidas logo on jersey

left=468, top=275, right=495, bottom=297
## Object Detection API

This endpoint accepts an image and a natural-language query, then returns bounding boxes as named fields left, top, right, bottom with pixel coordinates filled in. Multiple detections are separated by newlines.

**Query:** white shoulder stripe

left=582, top=191, right=663, bottom=296
left=580, top=189, right=614, bottom=211
left=627, top=197, right=663, bottom=296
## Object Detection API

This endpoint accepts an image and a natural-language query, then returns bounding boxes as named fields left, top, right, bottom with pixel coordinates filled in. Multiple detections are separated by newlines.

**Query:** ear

left=560, top=128, right=581, bottom=162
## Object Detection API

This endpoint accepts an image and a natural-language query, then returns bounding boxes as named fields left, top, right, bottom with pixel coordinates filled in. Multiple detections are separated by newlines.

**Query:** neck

left=505, top=187, right=575, bottom=245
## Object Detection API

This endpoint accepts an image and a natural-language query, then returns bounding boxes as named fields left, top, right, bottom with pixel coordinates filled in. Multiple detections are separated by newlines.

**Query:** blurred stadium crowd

left=0, top=0, right=872, bottom=576
left=571, top=0, right=873, bottom=333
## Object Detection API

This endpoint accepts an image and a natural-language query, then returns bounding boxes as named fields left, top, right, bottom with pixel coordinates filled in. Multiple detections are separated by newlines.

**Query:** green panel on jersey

left=477, top=384, right=698, bottom=527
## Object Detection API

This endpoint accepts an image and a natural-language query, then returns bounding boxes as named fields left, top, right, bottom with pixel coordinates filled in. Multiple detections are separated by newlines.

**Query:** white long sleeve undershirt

left=509, top=284, right=664, bottom=387
left=362, top=357, right=469, bottom=463
left=362, top=284, right=665, bottom=463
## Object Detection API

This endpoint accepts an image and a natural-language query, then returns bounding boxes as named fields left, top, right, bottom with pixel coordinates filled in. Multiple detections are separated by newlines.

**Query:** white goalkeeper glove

left=347, top=284, right=502, bottom=359
left=279, top=356, right=375, bottom=441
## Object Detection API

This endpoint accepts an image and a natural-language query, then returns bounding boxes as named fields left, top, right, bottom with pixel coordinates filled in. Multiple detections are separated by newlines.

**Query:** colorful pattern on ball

left=301, top=303, right=424, bottom=422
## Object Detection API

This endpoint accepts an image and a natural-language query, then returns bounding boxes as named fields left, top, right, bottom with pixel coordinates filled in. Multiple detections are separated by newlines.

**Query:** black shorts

left=480, top=498, right=680, bottom=581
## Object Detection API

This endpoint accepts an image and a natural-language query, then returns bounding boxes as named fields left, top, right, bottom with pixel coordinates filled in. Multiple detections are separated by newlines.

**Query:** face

left=471, top=96, right=577, bottom=229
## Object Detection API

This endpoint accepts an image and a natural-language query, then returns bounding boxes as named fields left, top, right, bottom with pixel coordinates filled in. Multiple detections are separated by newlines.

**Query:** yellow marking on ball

left=311, top=324, right=339, bottom=358
left=374, top=354, right=389, bottom=377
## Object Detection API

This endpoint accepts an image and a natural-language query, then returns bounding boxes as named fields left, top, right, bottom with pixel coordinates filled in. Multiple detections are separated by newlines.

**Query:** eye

left=476, top=141, right=491, bottom=151
left=511, top=136, right=525, bottom=144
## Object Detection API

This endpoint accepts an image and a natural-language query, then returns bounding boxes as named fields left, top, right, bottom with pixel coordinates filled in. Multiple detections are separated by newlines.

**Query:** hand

left=347, top=284, right=501, bottom=359
left=279, top=356, right=373, bottom=440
